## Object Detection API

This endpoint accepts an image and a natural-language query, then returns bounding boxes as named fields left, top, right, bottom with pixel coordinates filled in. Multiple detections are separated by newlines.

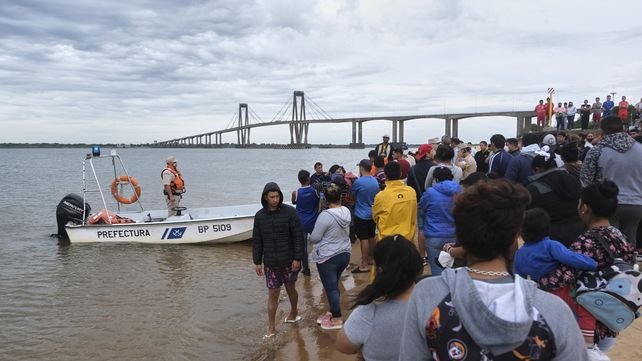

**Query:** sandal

left=284, top=315, right=302, bottom=323
left=316, top=312, right=332, bottom=325
left=351, top=266, right=370, bottom=274
left=320, top=317, right=343, bottom=330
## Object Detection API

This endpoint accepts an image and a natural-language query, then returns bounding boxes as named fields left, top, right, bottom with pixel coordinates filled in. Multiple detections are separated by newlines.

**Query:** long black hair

left=351, top=235, right=423, bottom=308
left=581, top=180, right=619, bottom=218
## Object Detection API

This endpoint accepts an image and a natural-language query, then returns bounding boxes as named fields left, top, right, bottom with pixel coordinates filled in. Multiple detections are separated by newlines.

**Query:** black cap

left=357, top=159, right=371, bottom=170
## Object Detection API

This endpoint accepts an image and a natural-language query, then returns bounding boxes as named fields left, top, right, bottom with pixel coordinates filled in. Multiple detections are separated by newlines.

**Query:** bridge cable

left=306, top=102, right=326, bottom=121
left=270, top=97, right=292, bottom=123
left=224, top=111, right=239, bottom=130
left=276, top=102, right=292, bottom=123
left=249, top=107, right=265, bottom=124
left=307, top=104, right=324, bottom=121
left=306, top=96, right=333, bottom=120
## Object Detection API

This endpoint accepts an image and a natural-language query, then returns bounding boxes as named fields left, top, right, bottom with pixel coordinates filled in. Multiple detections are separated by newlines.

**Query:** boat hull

left=65, top=205, right=261, bottom=244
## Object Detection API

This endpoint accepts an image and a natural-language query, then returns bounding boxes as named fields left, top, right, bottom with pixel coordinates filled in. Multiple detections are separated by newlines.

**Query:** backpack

left=575, top=234, right=642, bottom=332
left=426, top=294, right=557, bottom=360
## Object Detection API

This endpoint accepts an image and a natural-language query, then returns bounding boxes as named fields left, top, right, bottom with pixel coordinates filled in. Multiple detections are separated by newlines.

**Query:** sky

left=2, top=0, right=642, bottom=145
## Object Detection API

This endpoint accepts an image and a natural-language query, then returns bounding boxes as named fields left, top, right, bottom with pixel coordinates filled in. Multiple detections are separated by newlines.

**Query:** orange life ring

left=111, top=175, right=141, bottom=204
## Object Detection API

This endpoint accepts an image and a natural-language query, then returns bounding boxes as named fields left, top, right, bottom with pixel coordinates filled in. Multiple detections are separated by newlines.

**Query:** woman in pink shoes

left=336, top=235, right=423, bottom=360
left=309, top=184, right=352, bottom=330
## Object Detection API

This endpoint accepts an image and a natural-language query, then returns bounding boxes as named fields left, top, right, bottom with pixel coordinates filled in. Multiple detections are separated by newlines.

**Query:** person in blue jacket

left=504, top=133, right=540, bottom=185
left=419, top=167, right=461, bottom=276
left=487, top=133, right=511, bottom=178
left=514, top=208, right=597, bottom=286
left=291, top=169, right=320, bottom=276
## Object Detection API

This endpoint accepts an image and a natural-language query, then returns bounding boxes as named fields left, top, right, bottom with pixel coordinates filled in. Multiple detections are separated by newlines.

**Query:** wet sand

left=250, top=243, right=642, bottom=361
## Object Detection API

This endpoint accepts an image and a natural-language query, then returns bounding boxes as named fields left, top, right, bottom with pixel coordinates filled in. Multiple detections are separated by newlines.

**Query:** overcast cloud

left=2, top=0, right=642, bottom=144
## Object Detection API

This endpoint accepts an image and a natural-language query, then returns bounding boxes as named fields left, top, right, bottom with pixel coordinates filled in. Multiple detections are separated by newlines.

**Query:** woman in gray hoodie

left=309, top=183, right=352, bottom=330
left=400, top=179, right=589, bottom=360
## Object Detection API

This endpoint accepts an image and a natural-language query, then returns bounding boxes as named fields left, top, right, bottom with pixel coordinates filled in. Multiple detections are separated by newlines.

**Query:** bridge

left=152, top=91, right=536, bottom=147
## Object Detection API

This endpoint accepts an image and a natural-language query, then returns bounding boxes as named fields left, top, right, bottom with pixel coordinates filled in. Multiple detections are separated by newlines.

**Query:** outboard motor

left=55, top=193, right=91, bottom=239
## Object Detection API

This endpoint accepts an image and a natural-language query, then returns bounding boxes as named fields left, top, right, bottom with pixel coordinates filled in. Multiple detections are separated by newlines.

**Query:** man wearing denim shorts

left=350, top=159, right=380, bottom=273
left=253, top=182, right=305, bottom=337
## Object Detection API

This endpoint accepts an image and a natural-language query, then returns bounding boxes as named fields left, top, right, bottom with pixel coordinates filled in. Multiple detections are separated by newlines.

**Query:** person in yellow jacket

left=370, top=161, right=418, bottom=281
left=372, top=161, right=417, bottom=242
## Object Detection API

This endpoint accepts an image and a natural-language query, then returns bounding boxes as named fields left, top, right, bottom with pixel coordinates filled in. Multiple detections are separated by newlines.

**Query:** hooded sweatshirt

left=581, top=132, right=642, bottom=205
left=399, top=269, right=588, bottom=360
left=308, top=206, right=352, bottom=263
left=419, top=180, right=461, bottom=238
left=252, top=182, right=304, bottom=267
left=504, top=144, right=539, bottom=185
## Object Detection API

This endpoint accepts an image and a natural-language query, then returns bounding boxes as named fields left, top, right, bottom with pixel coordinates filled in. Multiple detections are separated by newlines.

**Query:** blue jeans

left=556, top=115, right=565, bottom=130
left=567, top=115, right=575, bottom=129
left=316, top=252, right=350, bottom=317
left=424, top=237, right=454, bottom=276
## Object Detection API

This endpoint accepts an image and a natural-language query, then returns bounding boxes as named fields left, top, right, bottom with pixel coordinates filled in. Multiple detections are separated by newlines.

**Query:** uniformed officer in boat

left=162, top=156, right=186, bottom=216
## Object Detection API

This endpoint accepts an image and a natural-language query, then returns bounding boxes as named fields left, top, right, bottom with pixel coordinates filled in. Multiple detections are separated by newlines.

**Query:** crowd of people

left=534, top=95, right=642, bottom=131
left=251, top=119, right=642, bottom=360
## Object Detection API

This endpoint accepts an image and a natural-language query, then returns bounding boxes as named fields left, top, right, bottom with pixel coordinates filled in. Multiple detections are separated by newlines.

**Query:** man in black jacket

left=474, top=141, right=491, bottom=173
left=253, top=182, right=304, bottom=338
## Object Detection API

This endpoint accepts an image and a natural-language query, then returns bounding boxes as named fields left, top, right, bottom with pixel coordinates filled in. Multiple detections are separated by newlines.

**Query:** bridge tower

left=290, top=91, right=308, bottom=145
left=237, top=103, right=250, bottom=145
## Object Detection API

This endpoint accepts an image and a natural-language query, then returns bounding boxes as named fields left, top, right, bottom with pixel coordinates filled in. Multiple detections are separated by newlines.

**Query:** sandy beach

left=250, top=243, right=642, bottom=361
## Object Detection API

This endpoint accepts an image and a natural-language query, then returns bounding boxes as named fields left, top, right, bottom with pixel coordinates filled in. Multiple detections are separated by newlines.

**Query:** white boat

left=56, top=148, right=261, bottom=244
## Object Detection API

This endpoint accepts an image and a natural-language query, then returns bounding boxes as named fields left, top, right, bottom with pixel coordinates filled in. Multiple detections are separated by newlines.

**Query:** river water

left=0, top=147, right=369, bottom=361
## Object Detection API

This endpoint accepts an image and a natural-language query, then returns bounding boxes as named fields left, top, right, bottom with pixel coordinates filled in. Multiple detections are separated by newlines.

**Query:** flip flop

left=263, top=332, right=276, bottom=340
left=320, top=318, right=343, bottom=330
left=351, top=266, right=369, bottom=274
left=284, top=315, right=302, bottom=323
left=316, top=312, right=332, bottom=325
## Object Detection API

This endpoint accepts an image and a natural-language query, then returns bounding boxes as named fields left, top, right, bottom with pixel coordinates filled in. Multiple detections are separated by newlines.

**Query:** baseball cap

left=415, top=144, right=433, bottom=159
left=166, top=156, right=177, bottom=164
left=357, top=159, right=372, bottom=170
left=383, top=134, right=390, bottom=138
left=542, top=134, right=556, bottom=146
left=428, top=137, right=440, bottom=144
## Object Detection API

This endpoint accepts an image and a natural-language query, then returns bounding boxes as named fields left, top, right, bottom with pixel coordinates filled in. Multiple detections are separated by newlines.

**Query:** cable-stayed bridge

left=152, top=91, right=536, bottom=147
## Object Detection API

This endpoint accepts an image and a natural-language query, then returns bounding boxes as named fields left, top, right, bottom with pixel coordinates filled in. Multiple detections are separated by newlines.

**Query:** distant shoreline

left=0, top=143, right=420, bottom=149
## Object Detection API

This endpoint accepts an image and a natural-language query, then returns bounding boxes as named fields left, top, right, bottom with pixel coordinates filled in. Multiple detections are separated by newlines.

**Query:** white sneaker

left=586, top=345, right=610, bottom=361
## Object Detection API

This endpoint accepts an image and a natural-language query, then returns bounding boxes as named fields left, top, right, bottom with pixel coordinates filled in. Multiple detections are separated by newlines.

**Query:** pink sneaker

left=320, top=317, right=343, bottom=330
left=316, top=312, right=332, bottom=325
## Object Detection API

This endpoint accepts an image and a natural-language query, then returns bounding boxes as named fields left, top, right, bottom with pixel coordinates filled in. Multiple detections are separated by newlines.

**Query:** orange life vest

left=162, top=167, right=185, bottom=193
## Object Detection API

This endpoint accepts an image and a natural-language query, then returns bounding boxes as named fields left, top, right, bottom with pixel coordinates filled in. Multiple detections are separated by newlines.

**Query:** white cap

left=166, top=156, right=177, bottom=164
left=542, top=134, right=556, bottom=146
left=383, top=134, right=390, bottom=138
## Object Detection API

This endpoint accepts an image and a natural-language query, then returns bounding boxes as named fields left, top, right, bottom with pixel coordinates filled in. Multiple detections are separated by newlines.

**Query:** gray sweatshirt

left=308, top=206, right=351, bottom=263
left=399, top=268, right=588, bottom=360
left=598, top=138, right=642, bottom=205
left=581, top=132, right=642, bottom=205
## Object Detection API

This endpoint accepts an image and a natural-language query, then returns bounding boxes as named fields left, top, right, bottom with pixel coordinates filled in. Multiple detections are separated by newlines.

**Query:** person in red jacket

left=618, top=96, right=630, bottom=125
left=535, top=99, right=547, bottom=128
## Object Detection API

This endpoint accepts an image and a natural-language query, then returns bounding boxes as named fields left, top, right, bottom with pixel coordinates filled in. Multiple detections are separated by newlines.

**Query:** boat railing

left=81, top=148, right=144, bottom=225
